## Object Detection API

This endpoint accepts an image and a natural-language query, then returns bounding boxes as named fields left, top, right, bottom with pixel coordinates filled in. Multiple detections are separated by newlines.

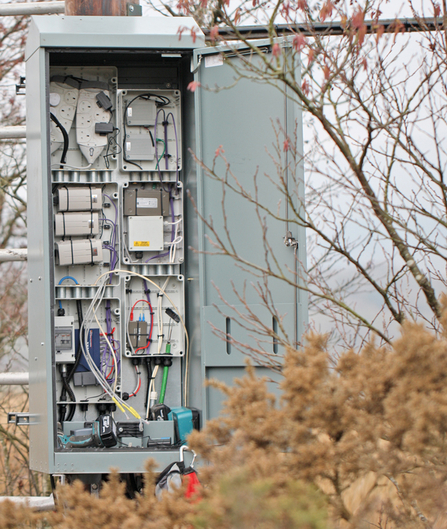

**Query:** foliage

left=154, top=0, right=447, bottom=349
left=4, top=318, right=447, bottom=526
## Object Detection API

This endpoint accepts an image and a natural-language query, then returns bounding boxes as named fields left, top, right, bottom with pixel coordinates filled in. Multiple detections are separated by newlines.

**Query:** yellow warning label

left=134, top=241, right=150, bottom=247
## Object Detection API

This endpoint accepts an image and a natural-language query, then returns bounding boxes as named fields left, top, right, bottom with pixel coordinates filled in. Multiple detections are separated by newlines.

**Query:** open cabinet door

left=191, top=43, right=308, bottom=422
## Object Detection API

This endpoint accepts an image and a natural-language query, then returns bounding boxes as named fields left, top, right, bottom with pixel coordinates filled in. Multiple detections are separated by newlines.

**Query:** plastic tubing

left=159, top=365, right=169, bottom=404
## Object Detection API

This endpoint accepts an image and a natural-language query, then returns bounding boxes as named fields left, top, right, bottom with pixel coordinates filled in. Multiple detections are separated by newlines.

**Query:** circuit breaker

left=25, top=16, right=306, bottom=479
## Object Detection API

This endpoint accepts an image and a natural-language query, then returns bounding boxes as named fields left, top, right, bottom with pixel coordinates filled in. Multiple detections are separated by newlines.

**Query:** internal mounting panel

left=49, top=65, right=191, bottom=455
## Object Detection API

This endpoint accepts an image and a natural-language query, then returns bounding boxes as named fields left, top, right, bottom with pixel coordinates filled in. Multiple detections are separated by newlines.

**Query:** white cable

left=51, top=162, right=93, bottom=171
left=164, top=217, right=182, bottom=226
left=89, top=270, right=189, bottom=405
left=146, top=365, right=159, bottom=419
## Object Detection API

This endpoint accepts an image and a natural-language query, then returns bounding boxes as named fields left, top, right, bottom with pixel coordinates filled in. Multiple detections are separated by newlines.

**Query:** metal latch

left=15, top=76, right=26, bottom=95
left=8, top=412, right=37, bottom=425
left=284, top=231, right=298, bottom=248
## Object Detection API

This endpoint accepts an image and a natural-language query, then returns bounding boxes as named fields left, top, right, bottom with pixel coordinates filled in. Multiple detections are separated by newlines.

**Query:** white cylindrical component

left=0, top=248, right=27, bottom=262
left=0, top=372, right=29, bottom=385
left=57, top=239, right=103, bottom=266
left=0, top=2, right=65, bottom=15
left=58, top=186, right=103, bottom=211
left=0, top=126, right=26, bottom=139
left=0, top=494, right=55, bottom=512
left=54, top=212, right=99, bottom=236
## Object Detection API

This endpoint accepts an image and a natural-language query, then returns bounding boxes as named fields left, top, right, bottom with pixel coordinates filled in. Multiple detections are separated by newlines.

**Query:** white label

left=127, top=107, right=133, bottom=117
left=137, top=197, right=158, bottom=208
left=126, top=142, right=131, bottom=151
left=205, top=54, right=224, bottom=68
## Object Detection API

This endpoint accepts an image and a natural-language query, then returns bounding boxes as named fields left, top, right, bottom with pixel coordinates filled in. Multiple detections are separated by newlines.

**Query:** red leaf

left=297, top=0, right=307, bottom=9
left=215, top=145, right=225, bottom=157
left=434, top=4, right=441, bottom=17
left=234, top=8, right=241, bottom=25
left=358, top=24, right=367, bottom=47
left=320, top=0, right=333, bottom=22
left=323, top=65, right=330, bottom=79
left=292, top=33, right=306, bottom=52
left=177, top=26, right=185, bottom=41
left=210, top=25, right=219, bottom=42
left=272, top=43, right=281, bottom=57
left=307, top=48, right=315, bottom=66
left=187, top=81, right=201, bottom=92
left=352, top=8, right=364, bottom=29
left=283, top=139, right=290, bottom=152
left=301, top=78, right=310, bottom=95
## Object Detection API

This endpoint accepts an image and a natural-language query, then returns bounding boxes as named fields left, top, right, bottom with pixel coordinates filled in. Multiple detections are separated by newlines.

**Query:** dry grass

left=2, top=316, right=447, bottom=527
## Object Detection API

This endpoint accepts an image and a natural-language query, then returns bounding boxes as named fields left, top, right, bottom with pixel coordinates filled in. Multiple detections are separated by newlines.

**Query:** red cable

left=129, top=366, right=141, bottom=397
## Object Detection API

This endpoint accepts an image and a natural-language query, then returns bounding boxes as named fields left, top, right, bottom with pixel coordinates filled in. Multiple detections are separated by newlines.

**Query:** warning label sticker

left=134, top=241, right=150, bottom=247
left=137, top=197, right=158, bottom=208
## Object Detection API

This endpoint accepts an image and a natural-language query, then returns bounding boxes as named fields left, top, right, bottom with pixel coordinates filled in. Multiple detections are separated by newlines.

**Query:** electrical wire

left=122, top=93, right=170, bottom=170
left=50, top=113, right=69, bottom=167
left=128, top=298, right=154, bottom=354
left=51, top=162, right=93, bottom=171
left=90, top=270, right=189, bottom=405
left=128, top=365, right=141, bottom=398
left=166, top=112, right=180, bottom=190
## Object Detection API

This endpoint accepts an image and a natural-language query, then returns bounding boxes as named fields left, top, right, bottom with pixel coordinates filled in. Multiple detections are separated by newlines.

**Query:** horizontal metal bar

left=0, top=248, right=27, bottom=262
left=205, top=17, right=445, bottom=40
left=0, top=372, right=29, bottom=385
left=0, top=1, right=64, bottom=16
left=0, top=494, right=55, bottom=512
left=0, top=126, right=26, bottom=139
left=7, top=412, right=36, bottom=425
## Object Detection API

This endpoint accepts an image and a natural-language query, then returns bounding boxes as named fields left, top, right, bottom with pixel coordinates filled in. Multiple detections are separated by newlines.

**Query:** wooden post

left=65, top=0, right=138, bottom=16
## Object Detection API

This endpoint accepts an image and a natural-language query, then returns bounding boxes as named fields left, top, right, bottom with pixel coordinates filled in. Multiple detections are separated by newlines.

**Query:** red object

left=184, top=471, right=201, bottom=500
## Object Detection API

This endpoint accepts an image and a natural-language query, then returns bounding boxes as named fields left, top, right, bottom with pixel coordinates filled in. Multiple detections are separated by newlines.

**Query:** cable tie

left=157, top=334, right=164, bottom=338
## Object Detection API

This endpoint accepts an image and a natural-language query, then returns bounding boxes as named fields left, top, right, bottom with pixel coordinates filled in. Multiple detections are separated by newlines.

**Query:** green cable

left=159, top=365, right=169, bottom=404
left=155, top=139, right=165, bottom=170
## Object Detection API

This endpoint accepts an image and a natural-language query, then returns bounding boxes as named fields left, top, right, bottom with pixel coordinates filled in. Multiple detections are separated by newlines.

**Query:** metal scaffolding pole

left=0, top=372, right=29, bottom=385
left=0, top=249, right=27, bottom=262
left=0, top=126, right=26, bottom=139
left=0, top=1, right=64, bottom=16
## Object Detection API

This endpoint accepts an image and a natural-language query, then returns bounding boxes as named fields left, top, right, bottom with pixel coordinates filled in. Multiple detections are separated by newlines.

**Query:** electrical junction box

left=125, top=132, right=155, bottom=161
left=55, top=316, right=75, bottom=363
left=126, top=97, right=156, bottom=126
left=128, top=216, right=164, bottom=251
left=25, top=15, right=307, bottom=481
left=123, top=186, right=170, bottom=216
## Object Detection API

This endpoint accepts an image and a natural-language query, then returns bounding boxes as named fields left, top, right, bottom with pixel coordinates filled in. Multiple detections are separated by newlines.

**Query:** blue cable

left=57, top=276, right=79, bottom=310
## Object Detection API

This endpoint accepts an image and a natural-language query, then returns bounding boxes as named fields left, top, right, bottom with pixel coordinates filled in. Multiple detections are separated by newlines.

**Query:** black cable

left=67, top=300, right=84, bottom=383
left=50, top=113, right=69, bottom=167
left=64, top=301, right=84, bottom=422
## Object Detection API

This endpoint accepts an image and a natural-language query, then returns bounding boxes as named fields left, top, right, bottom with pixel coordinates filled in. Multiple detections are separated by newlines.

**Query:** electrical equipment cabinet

left=25, top=16, right=307, bottom=479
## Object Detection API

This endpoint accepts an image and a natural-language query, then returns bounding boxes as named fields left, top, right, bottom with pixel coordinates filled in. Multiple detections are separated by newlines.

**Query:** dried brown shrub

left=5, top=316, right=447, bottom=528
